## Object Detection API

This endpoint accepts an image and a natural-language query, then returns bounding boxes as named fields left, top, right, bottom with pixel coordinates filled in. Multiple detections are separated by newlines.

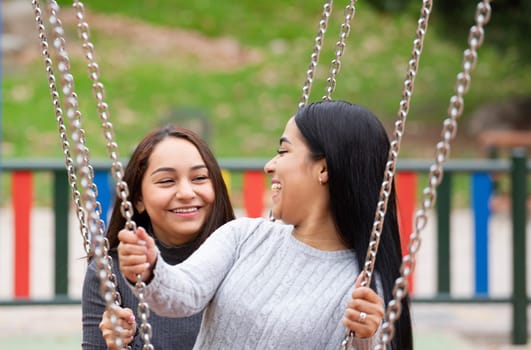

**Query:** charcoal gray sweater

left=133, top=217, right=381, bottom=350
left=82, top=239, right=201, bottom=349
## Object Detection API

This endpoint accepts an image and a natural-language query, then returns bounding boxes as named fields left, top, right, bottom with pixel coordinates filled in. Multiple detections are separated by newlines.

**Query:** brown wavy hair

left=89, top=125, right=235, bottom=260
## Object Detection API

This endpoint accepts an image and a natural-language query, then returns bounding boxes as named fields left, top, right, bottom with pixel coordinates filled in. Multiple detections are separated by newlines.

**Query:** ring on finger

left=359, top=311, right=367, bottom=324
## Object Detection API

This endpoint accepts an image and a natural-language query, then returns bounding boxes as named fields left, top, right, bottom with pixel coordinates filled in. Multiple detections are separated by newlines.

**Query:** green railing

left=0, top=151, right=529, bottom=344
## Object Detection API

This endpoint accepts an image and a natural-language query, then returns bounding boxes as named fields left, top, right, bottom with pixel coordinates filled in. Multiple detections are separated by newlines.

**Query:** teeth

left=271, top=183, right=281, bottom=192
left=172, top=207, right=198, bottom=213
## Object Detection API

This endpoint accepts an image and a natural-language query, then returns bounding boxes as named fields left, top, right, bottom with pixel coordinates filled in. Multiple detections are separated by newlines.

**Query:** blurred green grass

left=2, top=1, right=530, bottom=206
left=4, top=1, right=530, bottom=159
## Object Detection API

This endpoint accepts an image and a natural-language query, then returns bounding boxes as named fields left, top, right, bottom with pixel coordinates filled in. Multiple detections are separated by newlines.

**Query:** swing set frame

left=31, top=0, right=495, bottom=349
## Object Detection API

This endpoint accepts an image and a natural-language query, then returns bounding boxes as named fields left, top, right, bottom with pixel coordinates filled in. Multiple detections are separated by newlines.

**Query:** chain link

left=359, top=0, right=434, bottom=289
left=48, top=0, right=127, bottom=345
left=31, top=0, right=92, bottom=256
left=33, top=1, right=127, bottom=348
left=72, top=1, right=153, bottom=348
left=46, top=0, right=104, bottom=257
left=299, top=0, right=334, bottom=108
left=340, top=1, right=433, bottom=349
left=323, top=1, right=356, bottom=101
left=299, top=0, right=358, bottom=107
left=374, top=2, right=492, bottom=348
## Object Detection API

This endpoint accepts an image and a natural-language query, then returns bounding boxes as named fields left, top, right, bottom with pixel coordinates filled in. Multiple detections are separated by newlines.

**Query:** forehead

left=281, top=118, right=303, bottom=143
left=148, top=137, right=204, bottom=166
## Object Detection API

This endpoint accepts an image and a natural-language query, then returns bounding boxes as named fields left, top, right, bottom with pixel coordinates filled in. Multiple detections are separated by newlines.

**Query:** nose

left=176, top=180, right=195, bottom=200
left=264, top=156, right=276, bottom=174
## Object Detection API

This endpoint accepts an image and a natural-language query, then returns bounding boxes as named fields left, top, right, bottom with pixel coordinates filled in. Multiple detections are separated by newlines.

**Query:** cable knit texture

left=132, top=217, right=380, bottom=350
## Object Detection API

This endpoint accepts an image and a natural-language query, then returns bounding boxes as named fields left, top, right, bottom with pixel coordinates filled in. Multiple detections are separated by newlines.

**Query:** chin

left=273, top=212, right=288, bottom=224
left=173, top=226, right=202, bottom=239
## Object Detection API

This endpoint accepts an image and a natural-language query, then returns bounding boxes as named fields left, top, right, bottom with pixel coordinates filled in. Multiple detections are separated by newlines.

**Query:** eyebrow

left=279, top=136, right=291, bottom=145
left=150, top=164, right=207, bottom=176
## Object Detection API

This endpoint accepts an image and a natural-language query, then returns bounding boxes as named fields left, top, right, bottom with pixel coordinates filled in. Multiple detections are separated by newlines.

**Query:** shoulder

left=203, top=218, right=293, bottom=253
left=216, top=217, right=292, bottom=239
left=212, top=218, right=294, bottom=257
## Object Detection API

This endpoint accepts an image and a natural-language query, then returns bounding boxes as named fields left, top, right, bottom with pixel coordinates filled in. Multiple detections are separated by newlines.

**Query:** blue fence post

left=471, top=172, right=492, bottom=296
left=94, top=170, right=112, bottom=225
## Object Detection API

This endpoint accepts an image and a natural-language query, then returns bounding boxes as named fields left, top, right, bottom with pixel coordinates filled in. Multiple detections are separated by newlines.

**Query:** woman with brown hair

left=82, top=125, right=235, bottom=349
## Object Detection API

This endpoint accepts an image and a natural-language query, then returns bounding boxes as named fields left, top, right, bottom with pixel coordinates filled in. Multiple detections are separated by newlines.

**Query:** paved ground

left=0, top=207, right=530, bottom=349
left=0, top=303, right=529, bottom=349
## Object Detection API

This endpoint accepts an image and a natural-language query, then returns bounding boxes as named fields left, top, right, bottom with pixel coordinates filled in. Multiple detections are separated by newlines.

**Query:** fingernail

left=145, top=262, right=150, bottom=269
left=128, top=315, right=135, bottom=323
left=138, top=240, right=146, bottom=246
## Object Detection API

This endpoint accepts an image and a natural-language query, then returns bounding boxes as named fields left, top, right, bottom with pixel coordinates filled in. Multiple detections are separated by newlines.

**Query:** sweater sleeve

left=81, top=259, right=108, bottom=350
left=351, top=325, right=382, bottom=350
left=132, top=218, right=249, bottom=318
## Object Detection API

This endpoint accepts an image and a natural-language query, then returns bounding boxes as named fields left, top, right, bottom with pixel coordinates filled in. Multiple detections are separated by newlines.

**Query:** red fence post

left=243, top=171, right=265, bottom=218
left=395, top=171, right=417, bottom=294
left=12, top=171, right=33, bottom=298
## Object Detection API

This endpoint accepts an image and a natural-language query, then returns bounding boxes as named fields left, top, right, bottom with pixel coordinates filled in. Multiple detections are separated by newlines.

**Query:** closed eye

left=156, top=179, right=175, bottom=184
left=276, top=149, right=287, bottom=155
left=193, top=175, right=209, bottom=182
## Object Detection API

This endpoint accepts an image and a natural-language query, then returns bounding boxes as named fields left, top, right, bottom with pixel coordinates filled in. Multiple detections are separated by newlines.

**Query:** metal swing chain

left=339, top=1, right=434, bottom=349
left=359, top=0, right=433, bottom=291
left=71, top=2, right=154, bottom=348
left=298, top=0, right=334, bottom=108
left=299, top=0, right=358, bottom=107
left=31, top=0, right=91, bottom=256
left=322, top=0, right=356, bottom=101
left=40, top=1, right=128, bottom=348
left=374, top=2, right=492, bottom=348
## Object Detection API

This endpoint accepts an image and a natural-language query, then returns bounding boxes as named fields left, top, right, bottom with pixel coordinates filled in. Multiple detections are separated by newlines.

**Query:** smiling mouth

left=171, top=207, right=199, bottom=214
left=271, top=183, right=281, bottom=193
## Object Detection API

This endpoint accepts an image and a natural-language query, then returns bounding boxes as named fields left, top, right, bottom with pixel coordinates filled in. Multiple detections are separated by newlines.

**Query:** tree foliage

left=370, top=0, right=531, bottom=62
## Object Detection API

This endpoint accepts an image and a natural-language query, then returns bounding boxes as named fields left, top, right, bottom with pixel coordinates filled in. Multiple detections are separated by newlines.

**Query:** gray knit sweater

left=135, top=217, right=380, bottom=350
left=82, top=240, right=202, bottom=349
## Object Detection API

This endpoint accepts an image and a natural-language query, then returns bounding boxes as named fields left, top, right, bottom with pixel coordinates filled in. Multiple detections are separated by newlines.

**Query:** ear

left=318, top=160, right=328, bottom=184
left=136, top=199, right=145, bottom=214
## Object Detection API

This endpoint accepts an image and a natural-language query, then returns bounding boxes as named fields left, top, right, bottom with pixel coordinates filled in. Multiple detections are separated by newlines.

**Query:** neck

left=156, top=237, right=191, bottom=249
left=293, top=218, right=347, bottom=251
left=152, top=228, right=197, bottom=248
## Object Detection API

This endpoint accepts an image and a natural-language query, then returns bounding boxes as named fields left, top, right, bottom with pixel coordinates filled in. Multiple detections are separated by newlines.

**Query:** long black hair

left=294, top=100, right=413, bottom=350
